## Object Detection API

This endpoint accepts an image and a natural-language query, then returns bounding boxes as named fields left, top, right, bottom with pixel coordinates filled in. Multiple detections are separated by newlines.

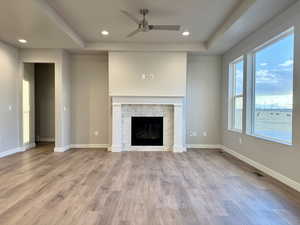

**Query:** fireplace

left=111, top=96, right=186, bottom=152
left=131, top=117, right=163, bottom=146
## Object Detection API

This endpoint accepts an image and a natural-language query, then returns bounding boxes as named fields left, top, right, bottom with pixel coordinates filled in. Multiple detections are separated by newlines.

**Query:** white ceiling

left=209, top=0, right=298, bottom=54
left=49, top=0, right=240, bottom=43
left=0, top=0, right=81, bottom=49
left=0, top=0, right=297, bottom=54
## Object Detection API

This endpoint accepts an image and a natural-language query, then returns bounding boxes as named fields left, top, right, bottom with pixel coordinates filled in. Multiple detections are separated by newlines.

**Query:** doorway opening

left=23, top=63, right=55, bottom=149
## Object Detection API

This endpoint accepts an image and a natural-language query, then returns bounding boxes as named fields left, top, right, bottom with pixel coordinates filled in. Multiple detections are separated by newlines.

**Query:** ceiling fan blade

left=121, top=10, right=140, bottom=24
left=127, top=29, right=140, bottom=38
left=149, top=25, right=181, bottom=31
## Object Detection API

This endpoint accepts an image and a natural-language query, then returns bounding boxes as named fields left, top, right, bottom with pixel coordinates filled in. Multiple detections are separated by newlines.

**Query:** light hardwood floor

left=1, top=143, right=300, bottom=225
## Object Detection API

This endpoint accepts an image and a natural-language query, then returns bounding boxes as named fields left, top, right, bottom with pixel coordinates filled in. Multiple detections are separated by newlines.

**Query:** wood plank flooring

left=1, top=143, right=300, bottom=225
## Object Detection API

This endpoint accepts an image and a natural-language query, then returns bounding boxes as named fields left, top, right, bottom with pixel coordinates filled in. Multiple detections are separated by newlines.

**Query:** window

left=251, top=30, right=294, bottom=144
left=229, top=57, right=244, bottom=131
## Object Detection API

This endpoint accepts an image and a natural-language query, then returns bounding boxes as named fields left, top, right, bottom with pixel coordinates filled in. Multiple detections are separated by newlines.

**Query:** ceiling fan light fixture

left=101, top=30, right=109, bottom=36
left=122, top=9, right=181, bottom=38
left=182, top=31, right=190, bottom=36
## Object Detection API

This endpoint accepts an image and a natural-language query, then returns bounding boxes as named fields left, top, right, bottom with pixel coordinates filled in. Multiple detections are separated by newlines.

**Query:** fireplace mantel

left=110, top=96, right=186, bottom=152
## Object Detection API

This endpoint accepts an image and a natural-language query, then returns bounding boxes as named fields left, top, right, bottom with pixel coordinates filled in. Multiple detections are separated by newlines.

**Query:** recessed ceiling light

left=18, top=39, right=27, bottom=43
left=182, top=31, right=190, bottom=36
left=101, top=30, right=109, bottom=36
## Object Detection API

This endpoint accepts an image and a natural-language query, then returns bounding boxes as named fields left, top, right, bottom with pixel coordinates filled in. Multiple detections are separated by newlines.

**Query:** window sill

left=246, top=133, right=293, bottom=147
left=227, top=128, right=242, bottom=134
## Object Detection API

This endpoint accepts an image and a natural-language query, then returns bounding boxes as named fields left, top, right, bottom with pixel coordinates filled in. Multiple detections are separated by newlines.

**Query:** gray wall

left=70, top=53, right=221, bottom=146
left=35, top=63, right=55, bottom=142
left=0, top=43, right=222, bottom=152
left=70, top=54, right=109, bottom=145
left=186, top=55, right=222, bottom=146
left=0, top=41, right=20, bottom=153
left=0, top=45, right=72, bottom=152
left=222, top=1, right=300, bottom=183
left=20, top=49, right=72, bottom=149
left=61, top=51, right=72, bottom=147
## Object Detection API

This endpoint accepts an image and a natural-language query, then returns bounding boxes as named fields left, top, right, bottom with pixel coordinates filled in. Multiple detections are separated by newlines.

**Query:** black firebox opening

left=131, top=117, right=163, bottom=146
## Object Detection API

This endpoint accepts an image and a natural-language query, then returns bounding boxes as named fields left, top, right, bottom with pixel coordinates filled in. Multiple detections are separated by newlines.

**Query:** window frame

left=247, top=28, right=294, bottom=145
left=228, top=56, right=244, bottom=133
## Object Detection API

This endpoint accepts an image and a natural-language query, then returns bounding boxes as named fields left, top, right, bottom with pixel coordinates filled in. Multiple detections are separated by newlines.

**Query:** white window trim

left=228, top=56, right=244, bottom=133
left=250, top=27, right=294, bottom=54
left=247, top=27, right=294, bottom=145
left=247, top=132, right=293, bottom=146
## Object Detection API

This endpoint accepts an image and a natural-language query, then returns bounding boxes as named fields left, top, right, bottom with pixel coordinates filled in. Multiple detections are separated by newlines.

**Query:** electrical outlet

left=203, top=131, right=207, bottom=137
left=94, top=131, right=99, bottom=136
left=141, top=74, right=155, bottom=80
left=8, top=105, right=12, bottom=111
left=189, top=131, right=197, bottom=137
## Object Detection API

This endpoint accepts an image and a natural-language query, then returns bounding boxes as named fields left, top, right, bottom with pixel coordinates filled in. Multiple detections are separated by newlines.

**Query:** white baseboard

left=110, top=145, right=122, bottom=152
left=70, top=144, right=219, bottom=151
left=54, top=144, right=109, bottom=152
left=54, top=145, right=71, bottom=152
left=0, top=147, right=23, bottom=158
left=22, top=143, right=36, bottom=151
left=221, top=145, right=300, bottom=193
left=70, top=144, right=109, bottom=149
left=187, top=144, right=222, bottom=149
left=173, top=145, right=187, bottom=153
left=0, top=143, right=36, bottom=158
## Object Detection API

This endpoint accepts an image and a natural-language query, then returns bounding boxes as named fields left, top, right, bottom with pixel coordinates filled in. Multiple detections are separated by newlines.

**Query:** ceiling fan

left=121, top=9, right=181, bottom=37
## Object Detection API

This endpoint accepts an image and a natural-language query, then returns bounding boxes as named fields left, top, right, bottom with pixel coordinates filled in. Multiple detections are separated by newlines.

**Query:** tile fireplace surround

left=110, top=96, right=186, bottom=152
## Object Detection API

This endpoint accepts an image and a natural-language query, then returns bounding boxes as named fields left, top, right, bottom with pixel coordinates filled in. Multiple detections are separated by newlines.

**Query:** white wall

left=186, top=55, right=222, bottom=146
left=222, top=1, right=300, bottom=183
left=0, top=41, right=20, bottom=153
left=109, top=52, right=187, bottom=97
left=70, top=54, right=109, bottom=145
